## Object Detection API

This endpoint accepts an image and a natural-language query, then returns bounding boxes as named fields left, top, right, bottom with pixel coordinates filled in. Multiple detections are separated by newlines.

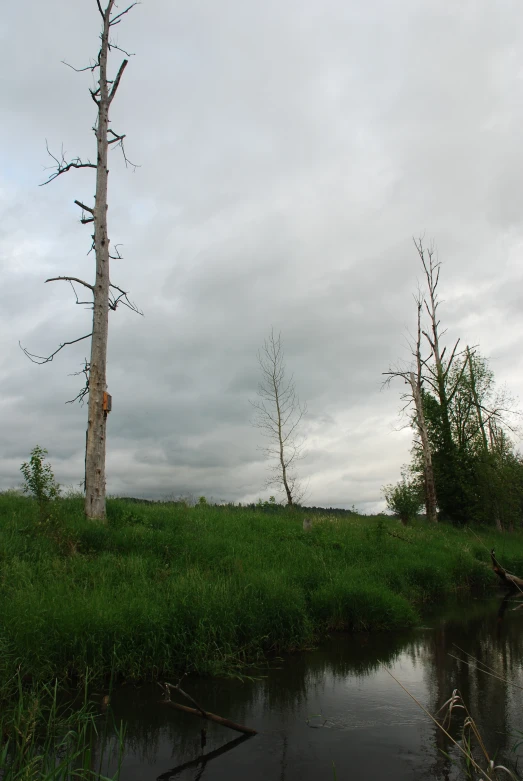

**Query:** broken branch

left=45, top=276, right=94, bottom=292
left=491, top=550, right=523, bottom=592
left=109, top=3, right=138, bottom=26
left=108, top=59, right=128, bottom=103
left=74, top=200, right=94, bottom=214
left=160, top=701, right=257, bottom=736
left=20, top=333, right=92, bottom=365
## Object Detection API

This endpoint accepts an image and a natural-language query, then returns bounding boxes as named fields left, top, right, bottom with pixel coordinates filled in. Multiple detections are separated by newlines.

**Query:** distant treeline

left=115, top=496, right=366, bottom=517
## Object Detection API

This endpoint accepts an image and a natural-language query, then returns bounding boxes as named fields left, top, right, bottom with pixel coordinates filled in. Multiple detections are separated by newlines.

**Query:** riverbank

left=2, top=494, right=523, bottom=777
left=1, top=494, right=522, bottom=688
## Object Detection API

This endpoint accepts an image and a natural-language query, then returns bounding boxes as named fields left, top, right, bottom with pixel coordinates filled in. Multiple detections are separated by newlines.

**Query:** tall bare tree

left=251, top=330, right=307, bottom=506
left=384, top=293, right=438, bottom=523
left=415, top=239, right=466, bottom=459
left=20, top=0, right=141, bottom=520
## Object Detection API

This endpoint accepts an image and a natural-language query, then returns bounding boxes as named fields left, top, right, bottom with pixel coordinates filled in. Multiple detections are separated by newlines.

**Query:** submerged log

left=160, top=700, right=258, bottom=735
left=490, top=549, right=523, bottom=591
left=159, top=681, right=257, bottom=735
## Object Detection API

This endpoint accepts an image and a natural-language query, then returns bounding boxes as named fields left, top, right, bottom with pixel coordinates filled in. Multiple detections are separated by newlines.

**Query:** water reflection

left=97, top=596, right=523, bottom=780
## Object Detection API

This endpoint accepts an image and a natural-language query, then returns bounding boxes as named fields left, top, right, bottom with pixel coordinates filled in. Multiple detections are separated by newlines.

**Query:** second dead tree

left=251, top=330, right=307, bottom=507
left=384, top=292, right=438, bottom=524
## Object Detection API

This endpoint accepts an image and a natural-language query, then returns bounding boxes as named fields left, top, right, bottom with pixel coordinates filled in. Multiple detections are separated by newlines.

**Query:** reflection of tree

left=96, top=600, right=523, bottom=779
left=96, top=630, right=409, bottom=775
left=419, top=596, right=523, bottom=778
left=156, top=734, right=251, bottom=780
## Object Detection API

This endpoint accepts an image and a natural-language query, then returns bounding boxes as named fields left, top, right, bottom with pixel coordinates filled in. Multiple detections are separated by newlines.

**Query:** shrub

left=20, top=446, right=60, bottom=522
left=382, top=478, right=423, bottom=525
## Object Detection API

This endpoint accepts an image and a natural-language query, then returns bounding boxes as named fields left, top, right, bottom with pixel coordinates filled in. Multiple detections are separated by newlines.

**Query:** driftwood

left=159, top=681, right=257, bottom=736
left=490, top=549, right=523, bottom=591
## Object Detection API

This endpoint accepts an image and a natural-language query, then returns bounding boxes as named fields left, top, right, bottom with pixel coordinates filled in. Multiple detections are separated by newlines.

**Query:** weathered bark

left=85, top=3, right=113, bottom=520
left=490, top=549, right=523, bottom=590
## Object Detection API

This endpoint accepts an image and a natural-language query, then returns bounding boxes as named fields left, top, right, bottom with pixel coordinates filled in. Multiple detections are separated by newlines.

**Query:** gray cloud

left=1, top=0, right=523, bottom=508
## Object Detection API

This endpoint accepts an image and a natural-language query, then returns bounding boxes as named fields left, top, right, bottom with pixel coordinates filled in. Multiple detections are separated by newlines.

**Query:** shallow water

left=97, top=595, right=523, bottom=780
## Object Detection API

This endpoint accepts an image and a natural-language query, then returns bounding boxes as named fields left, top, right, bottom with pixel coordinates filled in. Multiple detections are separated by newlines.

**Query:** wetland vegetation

left=1, top=492, right=522, bottom=777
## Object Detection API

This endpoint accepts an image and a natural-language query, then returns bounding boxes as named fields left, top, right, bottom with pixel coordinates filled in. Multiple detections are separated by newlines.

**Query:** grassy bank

left=1, top=494, right=521, bottom=688
left=2, top=494, right=523, bottom=777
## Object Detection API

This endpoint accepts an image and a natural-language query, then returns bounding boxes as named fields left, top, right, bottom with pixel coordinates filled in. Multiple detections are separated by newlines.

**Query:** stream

left=96, top=595, right=523, bottom=780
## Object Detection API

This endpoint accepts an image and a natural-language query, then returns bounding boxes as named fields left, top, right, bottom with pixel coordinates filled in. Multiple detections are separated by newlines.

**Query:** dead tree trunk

left=20, top=0, right=141, bottom=521
left=383, top=294, right=438, bottom=522
left=415, top=238, right=467, bottom=522
left=85, top=5, right=113, bottom=519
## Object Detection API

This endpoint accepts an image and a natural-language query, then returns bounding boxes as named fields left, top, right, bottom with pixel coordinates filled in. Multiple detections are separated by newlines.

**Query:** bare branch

left=20, top=333, right=92, bottom=365
left=108, top=243, right=123, bottom=260
left=109, top=2, right=139, bottom=27
left=107, top=129, right=125, bottom=144
left=108, top=58, right=128, bottom=103
left=109, top=283, right=143, bottom=315
left=61, top=56, right=100, bottom=73
left=45, top=276, right=94, bottom=292
left=40, top=141, right=96, bottom=185
left=74, top=200, right=94, bottom=215
left=96, top=0, right=106, bottom=20
left=66, top=360, right=90, bottom=405
left=107, top=41, right=135, bottom=58
left=107, top=127, right=138, bottom=169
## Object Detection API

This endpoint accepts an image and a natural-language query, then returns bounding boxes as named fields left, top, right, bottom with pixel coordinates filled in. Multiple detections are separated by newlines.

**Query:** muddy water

left=97, top=596, right=523, bottom=780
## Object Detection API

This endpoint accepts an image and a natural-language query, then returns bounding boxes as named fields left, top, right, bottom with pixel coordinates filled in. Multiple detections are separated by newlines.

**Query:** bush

left=20, top=446, right=60, bottom=523
left=382, top=478, right=423, bottom=525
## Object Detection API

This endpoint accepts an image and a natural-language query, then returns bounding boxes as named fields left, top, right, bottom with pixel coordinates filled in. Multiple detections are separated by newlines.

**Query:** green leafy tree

left=382, top=477, right=423, bottom=525
left=418, top=351, right=522, bottom=527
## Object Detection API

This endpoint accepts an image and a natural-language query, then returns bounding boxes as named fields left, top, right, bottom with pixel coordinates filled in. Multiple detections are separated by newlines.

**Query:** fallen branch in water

left=158, top=681, right=257, bottom=735
left=490, top=550, right=523, bottom=592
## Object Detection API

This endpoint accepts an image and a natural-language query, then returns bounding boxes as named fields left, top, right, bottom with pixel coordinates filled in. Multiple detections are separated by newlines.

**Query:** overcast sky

left=1, top=0, right=523, bottom=510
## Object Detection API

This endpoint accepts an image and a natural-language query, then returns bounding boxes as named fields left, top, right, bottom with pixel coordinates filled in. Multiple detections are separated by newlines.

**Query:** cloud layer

left=1, top=0, right=523, bottom=509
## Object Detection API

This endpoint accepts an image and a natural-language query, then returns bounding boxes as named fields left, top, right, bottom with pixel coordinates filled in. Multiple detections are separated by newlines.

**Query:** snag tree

left=251, top=330, right=307, bottom=506
left=384, top=291, right=438, bottom=523
left=21, top=0, right=142, bottom=520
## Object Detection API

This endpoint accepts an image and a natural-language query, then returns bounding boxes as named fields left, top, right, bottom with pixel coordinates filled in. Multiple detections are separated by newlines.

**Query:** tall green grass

left=0, top=495, right=520, bottom=689
left=3, top=494, right=522, bottom=775
left=0, top=672, right=123, bottom=780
